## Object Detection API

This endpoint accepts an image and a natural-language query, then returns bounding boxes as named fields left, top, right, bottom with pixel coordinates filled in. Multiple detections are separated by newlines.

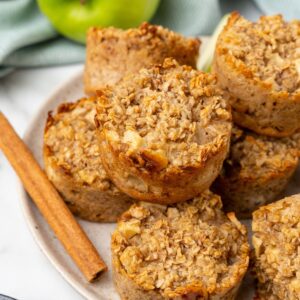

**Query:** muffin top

left=253, top=194, right=300, bottom=299
left=96, top=58, right=231, bottom=174
left=218, top=13, right=300, bottom=93
left=112, top=190, right=249, bottom=298
left=44, top=98, right=119, bottom=193
left=222, top=126, right=299, bottom=180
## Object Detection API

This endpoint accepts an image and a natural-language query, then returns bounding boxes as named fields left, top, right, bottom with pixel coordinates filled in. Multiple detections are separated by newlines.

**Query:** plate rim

left=15, top=36, right=260, bottom=300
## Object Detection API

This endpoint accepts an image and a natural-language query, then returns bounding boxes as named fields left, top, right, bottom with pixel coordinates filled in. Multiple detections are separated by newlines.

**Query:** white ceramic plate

left=18, top=38, right=300, bottom=300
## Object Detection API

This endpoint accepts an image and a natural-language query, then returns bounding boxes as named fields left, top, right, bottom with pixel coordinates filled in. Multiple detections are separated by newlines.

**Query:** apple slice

left=197, top=14, right=230, bottom=72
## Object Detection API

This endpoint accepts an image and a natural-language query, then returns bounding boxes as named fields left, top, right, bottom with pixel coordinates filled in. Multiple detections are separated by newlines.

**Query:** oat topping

left=96, top=58, right=231, bottom=170
left=221, top=15, right=300, bottom=92
left=112, top=191, right=249, bottom=297
left=223, top=126, right=299, bottom=180
left=253, top=195, right=300, bottom=299
left=44, top=98, right=117, bottom=192
left=293, top=131, right=300, bottom=155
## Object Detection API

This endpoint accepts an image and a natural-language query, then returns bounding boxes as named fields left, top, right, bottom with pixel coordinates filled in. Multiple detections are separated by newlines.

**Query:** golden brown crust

left=213, top=126, right=299, bottom=218
left=95, top=58, right=232, bottom=204
left=293, top=131, right=300, bottom=157
left=84, top=22, right=201, bottom=95
left=213, top=13, right=300, bottom=137
left=112, top=191, right=249, bottom=299
left=43, top=98, right=133, bottom=222
left=252, top=195, right=300, bottom=300
left=113, top=267, right=241, bottom=300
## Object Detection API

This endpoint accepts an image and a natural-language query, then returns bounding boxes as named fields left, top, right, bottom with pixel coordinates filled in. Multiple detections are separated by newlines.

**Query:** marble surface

left=0, top=65, right=84, bottom=300
left=0, top=4, right=263, bottom=300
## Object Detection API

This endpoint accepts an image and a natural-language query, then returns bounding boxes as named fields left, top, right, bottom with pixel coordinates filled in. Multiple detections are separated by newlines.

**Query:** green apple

left=37, top=0, right=161, bottom=44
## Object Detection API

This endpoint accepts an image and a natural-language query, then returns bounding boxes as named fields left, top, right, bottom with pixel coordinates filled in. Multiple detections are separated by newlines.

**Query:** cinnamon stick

left=0, top=112, right=107, bottom=281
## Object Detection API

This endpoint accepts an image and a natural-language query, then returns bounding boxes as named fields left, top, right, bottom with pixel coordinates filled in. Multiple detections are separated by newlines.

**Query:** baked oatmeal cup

left=84, top=22, right=200, bottom=95
left=252, top=194, right=300, bottom=300
left=44, top=98, right=133, bottom=222
left=213, top=13, right=300, bottom=137
left=112, top=190, right=250, bottom=300
left=213, top=126, right=299, bottom=218
left=95, top=58, right=232, bottom=204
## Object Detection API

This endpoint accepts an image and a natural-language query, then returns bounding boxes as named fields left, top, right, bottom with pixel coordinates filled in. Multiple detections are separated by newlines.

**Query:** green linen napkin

left=254, top=0, right=300, bottom=19
left=1, top=0, right=298, bottom=77
left=0, top=0, right=86, bottom=76
left=0, top=0, right=221, bottom=76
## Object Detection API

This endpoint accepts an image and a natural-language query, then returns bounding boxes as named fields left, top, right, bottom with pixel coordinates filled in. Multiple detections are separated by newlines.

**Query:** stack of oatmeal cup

left=212, top=13, right=300, bottom=300
left=43, top=14, right=300, bottom=300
